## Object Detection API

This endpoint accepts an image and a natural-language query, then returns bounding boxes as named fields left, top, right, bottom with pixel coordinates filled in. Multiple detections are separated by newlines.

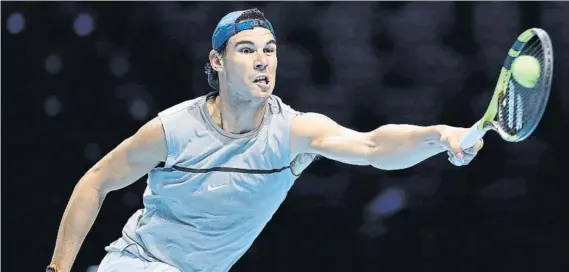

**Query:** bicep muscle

left=81, top=118, right=167, bottom=194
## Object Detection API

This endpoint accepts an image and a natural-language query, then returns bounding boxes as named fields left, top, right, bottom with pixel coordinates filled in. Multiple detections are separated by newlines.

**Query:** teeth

left=254, top=76, right=268, bottom=83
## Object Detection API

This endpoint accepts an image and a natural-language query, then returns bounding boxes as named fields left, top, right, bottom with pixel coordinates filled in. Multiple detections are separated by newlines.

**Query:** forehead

left=227, top=27, right=275, bottom=46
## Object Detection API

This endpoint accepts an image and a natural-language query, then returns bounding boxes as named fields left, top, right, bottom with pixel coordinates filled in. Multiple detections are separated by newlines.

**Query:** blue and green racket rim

left=477, top=29, right=537, bottom=141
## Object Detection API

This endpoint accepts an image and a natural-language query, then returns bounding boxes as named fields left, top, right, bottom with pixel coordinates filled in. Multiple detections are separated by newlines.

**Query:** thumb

left=441, top=135, right=464, bottom=160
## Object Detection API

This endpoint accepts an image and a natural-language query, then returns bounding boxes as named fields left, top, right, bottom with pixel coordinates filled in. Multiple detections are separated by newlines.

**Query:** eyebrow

left=233, top=40, right=277, bottom=48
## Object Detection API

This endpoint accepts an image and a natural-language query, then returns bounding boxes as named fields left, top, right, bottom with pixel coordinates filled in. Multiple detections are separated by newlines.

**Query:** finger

left=474, top=139, right=484, bottom=152
left=463, top=146, right=477, bottom=155
left=447, top=150, right=464, bottom=162
left=447, top=138, right=464, bottom=160
left=447, top=150, right=463, bottom=165
left=441, top=136, right=464, bottom=160
left=461, top=157, right=473, bottom=165
left=463, top=139, right=483, bottom=155
left=461, top=151, right=478, bottom=165
left=448, top=155, right=465, bottom=166
left=462, top=152, right=475, bottom=160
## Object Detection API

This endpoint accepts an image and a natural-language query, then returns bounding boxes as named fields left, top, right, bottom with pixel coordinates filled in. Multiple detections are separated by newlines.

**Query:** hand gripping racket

left=459, top=28, right=554, bottom=150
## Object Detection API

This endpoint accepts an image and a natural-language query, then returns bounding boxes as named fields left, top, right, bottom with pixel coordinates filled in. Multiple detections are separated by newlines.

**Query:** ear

left=209, top=50, right=223, bottom=72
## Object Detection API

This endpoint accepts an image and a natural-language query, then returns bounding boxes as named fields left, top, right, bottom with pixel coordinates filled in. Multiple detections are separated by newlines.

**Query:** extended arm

left=49, top=118, right=167, bottom=272
left=290, top=113, right=481, bottom=170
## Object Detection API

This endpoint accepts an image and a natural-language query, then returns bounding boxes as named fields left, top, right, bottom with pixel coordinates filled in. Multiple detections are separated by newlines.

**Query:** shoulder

left=156, top=95, right=208, bottom=134
left=288, top=112, right=332, bottom=158
left=136, top=118, right=166, bottom=144
left=291, top=112, right=337, bottom=137
left=268, top=94, right=302, bottom=116
left=266, top=96, right=333, bottom=139
left=154, top=94, right=210, bottom=165
left=127, top=117, right=167, bottom=161
left=138, top=117, right=166, bottom=137
left=158, top=95, right=205, bottom=118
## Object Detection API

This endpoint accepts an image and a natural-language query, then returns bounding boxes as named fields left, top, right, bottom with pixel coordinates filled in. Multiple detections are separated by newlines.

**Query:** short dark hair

left=205, top=8, right=268, bottom=90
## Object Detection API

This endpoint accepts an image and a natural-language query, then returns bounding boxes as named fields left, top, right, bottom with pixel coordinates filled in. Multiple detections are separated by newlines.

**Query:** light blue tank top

left=105, top=92, right=305, bottom=271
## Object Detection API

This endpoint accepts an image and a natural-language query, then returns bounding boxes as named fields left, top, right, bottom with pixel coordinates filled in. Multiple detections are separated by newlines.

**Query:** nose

left=254, top=53, right=268, bottom=71
left=254, top=62, right=267, bottom=71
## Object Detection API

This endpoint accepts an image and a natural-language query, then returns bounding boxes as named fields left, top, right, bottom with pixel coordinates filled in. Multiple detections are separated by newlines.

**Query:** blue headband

left=212, top=9, right=276, bottom=51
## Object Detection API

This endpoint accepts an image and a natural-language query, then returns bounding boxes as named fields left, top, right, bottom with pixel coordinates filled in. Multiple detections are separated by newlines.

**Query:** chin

left=251, top=85, right=274, bottom=98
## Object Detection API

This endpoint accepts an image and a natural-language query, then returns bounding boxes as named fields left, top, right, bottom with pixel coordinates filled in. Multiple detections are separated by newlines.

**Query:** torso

left=104, top=92, right=315, bottom=272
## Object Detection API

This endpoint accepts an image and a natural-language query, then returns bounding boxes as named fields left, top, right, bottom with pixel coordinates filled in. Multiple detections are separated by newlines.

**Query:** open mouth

left=253, top=75, right=269, bottom=85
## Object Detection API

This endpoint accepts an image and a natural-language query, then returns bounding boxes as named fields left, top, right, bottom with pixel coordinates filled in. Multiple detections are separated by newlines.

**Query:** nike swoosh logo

left=207, top=184, right=226, bottom=191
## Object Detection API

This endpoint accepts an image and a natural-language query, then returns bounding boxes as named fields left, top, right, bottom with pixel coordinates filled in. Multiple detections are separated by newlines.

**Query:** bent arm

left=291, top=113, right=446, bottom=170
left=49, top=118, right=167, bottom=272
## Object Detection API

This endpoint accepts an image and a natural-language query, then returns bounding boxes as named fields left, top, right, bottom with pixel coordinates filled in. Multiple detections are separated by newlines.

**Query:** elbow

left=361, top=135, right=393, bottom=170
left=75, top=171, right=110, bottom=197
left=365, top=146, right=394, bottom=171
left=366, top=145, right=412, bottom=171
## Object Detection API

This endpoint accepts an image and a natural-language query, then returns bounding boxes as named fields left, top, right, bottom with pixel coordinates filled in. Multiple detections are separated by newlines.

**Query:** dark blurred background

left=3, top=1, right=569, bottom=271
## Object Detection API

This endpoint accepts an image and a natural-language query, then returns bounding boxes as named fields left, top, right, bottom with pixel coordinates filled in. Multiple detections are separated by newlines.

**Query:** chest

left=148, top=134, right=295, bottom=208
left=147, top=168, right=294, bottom=217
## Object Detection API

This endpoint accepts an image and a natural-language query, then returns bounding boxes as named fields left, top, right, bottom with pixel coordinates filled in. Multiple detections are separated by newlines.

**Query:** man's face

left=217, top=27, right=277, bottom=100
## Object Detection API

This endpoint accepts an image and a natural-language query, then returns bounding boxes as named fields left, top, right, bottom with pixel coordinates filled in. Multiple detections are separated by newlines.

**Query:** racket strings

left=498, top=35, right=550, bottom=138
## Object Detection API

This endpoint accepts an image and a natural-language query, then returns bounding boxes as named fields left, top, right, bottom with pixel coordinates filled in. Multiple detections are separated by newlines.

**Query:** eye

left=264, top=47, right=276, bottom=54
left=239, top=47, right=254, bottom=54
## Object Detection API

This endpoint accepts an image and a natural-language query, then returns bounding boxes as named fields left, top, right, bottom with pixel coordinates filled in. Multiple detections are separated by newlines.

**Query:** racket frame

left=459, top=28, right=553, bottom=149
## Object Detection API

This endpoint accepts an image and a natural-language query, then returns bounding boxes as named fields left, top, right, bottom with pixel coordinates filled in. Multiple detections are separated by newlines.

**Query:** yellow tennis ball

left=511, top=55, right=541, bottom=88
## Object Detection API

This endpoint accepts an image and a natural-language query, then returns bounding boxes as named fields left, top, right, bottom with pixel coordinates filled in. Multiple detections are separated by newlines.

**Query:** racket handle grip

left=459, top=121, right=487, bottom=150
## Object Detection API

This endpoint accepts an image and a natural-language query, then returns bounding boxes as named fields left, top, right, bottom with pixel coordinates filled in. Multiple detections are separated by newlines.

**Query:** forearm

left=367, top=124, right=447, bottom=170
left=50, top=181, right=106, bottom=272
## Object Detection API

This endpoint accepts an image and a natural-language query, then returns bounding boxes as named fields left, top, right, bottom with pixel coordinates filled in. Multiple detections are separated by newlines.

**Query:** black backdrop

left=3, top=2, right=569, bottom=271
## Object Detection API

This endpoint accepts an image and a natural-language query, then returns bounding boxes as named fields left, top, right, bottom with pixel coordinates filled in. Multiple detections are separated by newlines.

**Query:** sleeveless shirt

left=104, top=92, right=305, bottom=271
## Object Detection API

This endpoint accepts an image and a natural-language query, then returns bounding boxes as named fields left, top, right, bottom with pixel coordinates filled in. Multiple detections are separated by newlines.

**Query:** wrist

left=416, top=125, right=446, bottom=142
left=417, top=125, right=449, bottom=152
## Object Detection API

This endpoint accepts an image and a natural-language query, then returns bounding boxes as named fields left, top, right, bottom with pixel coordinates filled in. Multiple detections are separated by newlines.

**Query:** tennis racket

left=459, top=28, right=554, bottom=150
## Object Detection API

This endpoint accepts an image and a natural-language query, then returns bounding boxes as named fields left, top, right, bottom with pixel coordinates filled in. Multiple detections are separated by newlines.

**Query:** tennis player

left=47, top=8, right=483, bottom=272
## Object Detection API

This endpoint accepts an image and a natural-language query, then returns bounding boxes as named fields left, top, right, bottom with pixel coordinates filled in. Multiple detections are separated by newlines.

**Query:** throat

left=208, top=94, right=267, bottom=134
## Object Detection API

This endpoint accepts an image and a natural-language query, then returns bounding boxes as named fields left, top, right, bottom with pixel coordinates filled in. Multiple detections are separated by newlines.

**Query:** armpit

left=289, top=153, right=320, bottom=176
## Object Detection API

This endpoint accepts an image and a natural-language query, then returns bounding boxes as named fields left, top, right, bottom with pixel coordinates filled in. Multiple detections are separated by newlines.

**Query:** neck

left=213, top=90, right=267, bottom=134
